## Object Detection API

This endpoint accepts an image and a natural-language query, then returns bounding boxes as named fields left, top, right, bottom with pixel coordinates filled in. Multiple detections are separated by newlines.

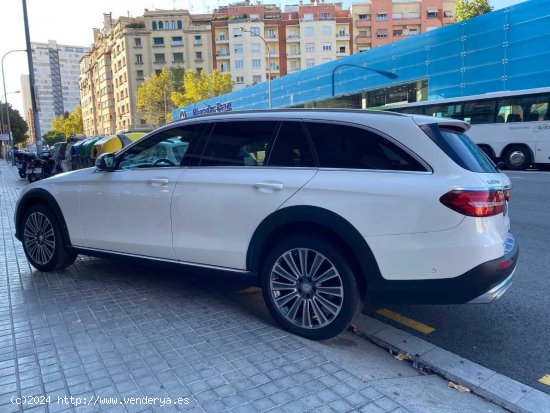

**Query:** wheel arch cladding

left=247, top=205, right=383, bottom=300
left=15, top=189, right=72, bottom=246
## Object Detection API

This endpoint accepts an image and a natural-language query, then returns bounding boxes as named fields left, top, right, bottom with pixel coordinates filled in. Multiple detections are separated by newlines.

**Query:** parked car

left=13, top=110, right=518, bottom=340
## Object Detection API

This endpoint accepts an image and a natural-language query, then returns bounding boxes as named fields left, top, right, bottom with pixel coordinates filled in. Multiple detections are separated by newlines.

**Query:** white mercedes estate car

left=14, top=110, right=518, bottom=340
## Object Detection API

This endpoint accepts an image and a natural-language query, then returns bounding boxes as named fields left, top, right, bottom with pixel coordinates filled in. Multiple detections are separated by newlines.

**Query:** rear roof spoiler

left=412, top=115, right=471, bottom=133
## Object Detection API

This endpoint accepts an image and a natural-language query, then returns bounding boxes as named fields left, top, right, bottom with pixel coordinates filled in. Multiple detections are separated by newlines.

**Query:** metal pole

left=22, top=0, right=42, bottom=152
left=2, top=50, right=25, bottom=148
left=240, top=27, right=272, bottom=109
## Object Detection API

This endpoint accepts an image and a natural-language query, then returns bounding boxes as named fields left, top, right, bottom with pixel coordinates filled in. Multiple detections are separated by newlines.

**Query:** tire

left=503, top=145, right=531, bottom=170
left=21, top=205, right=77, bottom=271
left=27, top=174, right=36, bottom=183
left=261, top=233, right=362, bottom=340
left=18, top=170, right=26, bottom=178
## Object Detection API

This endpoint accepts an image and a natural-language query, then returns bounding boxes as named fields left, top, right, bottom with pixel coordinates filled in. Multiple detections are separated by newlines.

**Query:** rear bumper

left=368, top=233, right=519, bottom=304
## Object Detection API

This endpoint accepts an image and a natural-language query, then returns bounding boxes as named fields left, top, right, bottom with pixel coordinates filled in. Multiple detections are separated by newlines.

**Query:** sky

left=0, top=0, right=527, bottom=116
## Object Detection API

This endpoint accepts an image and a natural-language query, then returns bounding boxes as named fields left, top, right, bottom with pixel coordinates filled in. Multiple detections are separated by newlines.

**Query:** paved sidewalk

left=0, top=163, right=502, bottom=412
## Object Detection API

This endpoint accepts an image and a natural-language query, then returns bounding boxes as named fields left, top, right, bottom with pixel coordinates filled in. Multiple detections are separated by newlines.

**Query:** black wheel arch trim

left=15, top=188, right=72, bottom=247
left=246, top=205, right=385, bottom=299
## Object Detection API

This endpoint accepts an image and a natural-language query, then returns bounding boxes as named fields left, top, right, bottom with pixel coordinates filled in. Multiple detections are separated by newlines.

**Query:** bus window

left=463, top=100, right=496, bottom=124
left=520, top=94, right=549, bottom=121
left=425, top=104, right=462, bottom=119
left=498, top=99, right=524, bottom=123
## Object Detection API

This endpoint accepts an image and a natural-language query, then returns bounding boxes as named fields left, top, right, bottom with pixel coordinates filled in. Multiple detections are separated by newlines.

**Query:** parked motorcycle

left=26, top=151, right=56, bottom=183
left=14, top=150, right=32, bottom=179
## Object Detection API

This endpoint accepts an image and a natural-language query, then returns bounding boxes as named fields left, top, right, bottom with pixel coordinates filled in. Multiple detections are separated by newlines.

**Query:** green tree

left=50, top=105, right=84, bottom=138
left=456, top=0, right=493, bottom=21
left=171, top=70, right=233, bottom=108
left=43, top=130, right=66, bottom=146
left=136, top=68, right=178, bottom=128
left=1, top=103, right=29, bottom=145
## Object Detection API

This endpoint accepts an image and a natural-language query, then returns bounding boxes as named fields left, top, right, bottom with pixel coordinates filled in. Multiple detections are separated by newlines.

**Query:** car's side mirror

left=96, top=153, right=116, bottom=171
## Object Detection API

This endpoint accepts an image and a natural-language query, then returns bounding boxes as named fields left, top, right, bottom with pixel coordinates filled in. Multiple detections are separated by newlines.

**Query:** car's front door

left=171, top=120, right=318, bottom=269
left=78, top=123, right=206, bottom=259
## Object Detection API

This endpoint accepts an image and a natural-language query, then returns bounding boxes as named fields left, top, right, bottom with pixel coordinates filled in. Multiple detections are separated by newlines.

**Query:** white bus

left=385, top=87, right=550, bottom=170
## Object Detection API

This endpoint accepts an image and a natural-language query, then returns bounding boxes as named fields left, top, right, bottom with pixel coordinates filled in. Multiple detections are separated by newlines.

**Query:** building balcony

left=390, top=18, right=421, bottom=26
left=215, top=38, right=229, bottom=44
left=267, top=52, right=279, bottom=58
left=355, top=20, right=371, bottom=27
left=216, top=53, right=230, bottom=59
left=265, top=36, right=279, bottom=42
left=286, top=36, right=300, bottom=42
left=336, top=34, right=350, bottom=40
left=286, top=52, right=301, bottom=58
left=269, top=66, right=280, bottom=73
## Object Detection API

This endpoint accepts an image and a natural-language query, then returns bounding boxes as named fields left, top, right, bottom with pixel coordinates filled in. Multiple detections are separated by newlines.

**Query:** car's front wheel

left=261, top=234, right=361, bottom=340
left=21, top=205, right=77, bottom=271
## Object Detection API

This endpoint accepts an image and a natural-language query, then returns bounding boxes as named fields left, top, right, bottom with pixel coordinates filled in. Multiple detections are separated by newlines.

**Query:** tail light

left=440, top=189, right=506, bottom=217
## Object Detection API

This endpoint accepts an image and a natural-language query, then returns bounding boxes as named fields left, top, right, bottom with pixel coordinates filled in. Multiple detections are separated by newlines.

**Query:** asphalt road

left=366, top=170, right=550, bottom=394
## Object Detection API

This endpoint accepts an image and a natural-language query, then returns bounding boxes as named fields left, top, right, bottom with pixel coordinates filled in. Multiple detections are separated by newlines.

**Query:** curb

left=353, top=315, right=550, bottom=413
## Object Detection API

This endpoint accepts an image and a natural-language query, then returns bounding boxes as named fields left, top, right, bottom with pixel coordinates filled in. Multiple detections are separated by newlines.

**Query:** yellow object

left=539, top=375, right=550, bottom=386
left=92, top=136, right=123, bottom=159
left=375, top=308, right=435, bottom=334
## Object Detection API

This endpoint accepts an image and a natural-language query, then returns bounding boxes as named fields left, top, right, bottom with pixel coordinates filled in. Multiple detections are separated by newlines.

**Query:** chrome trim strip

left=73, top=246, right=251, bottom=273
left=468, top=269, right=515, bottom=304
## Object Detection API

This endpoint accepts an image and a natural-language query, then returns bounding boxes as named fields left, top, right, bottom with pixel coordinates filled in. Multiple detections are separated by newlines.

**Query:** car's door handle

left=253, top=181, right=284, bottom=191
left=147, top=178, right=169, bottom=186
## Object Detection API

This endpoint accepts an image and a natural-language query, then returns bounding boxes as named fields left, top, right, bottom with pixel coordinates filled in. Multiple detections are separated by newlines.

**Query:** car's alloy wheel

left=262, top=234, right=361, bottom=340
left=21, top=205, right=77, bottom=271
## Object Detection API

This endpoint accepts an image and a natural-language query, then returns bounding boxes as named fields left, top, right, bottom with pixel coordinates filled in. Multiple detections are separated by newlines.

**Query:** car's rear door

left=171, top=119, right=318, bottom=270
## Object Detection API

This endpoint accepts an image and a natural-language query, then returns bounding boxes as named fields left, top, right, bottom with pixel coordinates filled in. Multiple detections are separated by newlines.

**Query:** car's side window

left=199, top=121, right=278, bottom=167
left=266, top=121, right=316, bottom=168
left=305, top=122, right=426, bottom=172
left=118, top=123, right=206, bottom=169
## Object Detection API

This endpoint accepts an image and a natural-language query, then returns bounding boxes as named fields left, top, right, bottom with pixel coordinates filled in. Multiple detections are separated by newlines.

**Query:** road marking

left=539, top=375, right=550, bottom=386
left=375, top=308, right=435, bottom=334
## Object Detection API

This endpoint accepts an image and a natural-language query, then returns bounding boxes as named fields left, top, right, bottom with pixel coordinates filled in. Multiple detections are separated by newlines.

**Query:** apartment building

left=21, top=41, right=89, bottom=136
left=80, top=11, right=213, bottom=136
left=351, top=0, right=456, bottom=52
left=212, top=1, right=352, bottom=88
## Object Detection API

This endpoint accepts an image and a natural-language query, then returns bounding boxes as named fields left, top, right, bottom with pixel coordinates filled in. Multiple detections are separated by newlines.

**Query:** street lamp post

left=1, top=49, right=26, bottom=148
left=239, top=27, right=272, bottom=109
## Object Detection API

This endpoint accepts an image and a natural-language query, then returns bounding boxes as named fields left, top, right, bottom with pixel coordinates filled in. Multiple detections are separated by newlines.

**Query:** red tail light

left=440, top=189, right=506, bottom=217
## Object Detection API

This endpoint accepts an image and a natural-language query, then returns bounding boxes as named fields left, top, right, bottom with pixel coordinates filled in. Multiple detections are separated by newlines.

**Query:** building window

left=358, top=14, right=371, bottom=21
left=322, top=26, right=331, bottom=36
left=393, top=29, right=403, bottom=37
left=177, top=20, right=183, bottom=29
left=377, top=12, right=388, bottom=21
left=134, top=38, right=142, bottom=48
left=173, top=52, right=184, bottom=63
left=251, top=43, right=260, bottom=53
left=303, top=13, right=313, bottom=22
left=153, top=37, right=164, bottom=46
left=250, top=27, right=260, bottom=35
left=338, top=29, right=347, bottom=36
left=172, top=36, right=183, bottom=46
left=322, top=42, right=332, bottom=51
left=427, top=10, right=438, bottom=18
left=377, top=29, right=388, bottom=38
left=154, top=53, right=165, bottom=63
left=253, top=75, right=261, bottom=83
left=195, top=51, right=202, bottom=61
left=304, top=27, right=314, bottom=37
left=152, top=22, right=157, bottom=30
left=409, top=28, right=418, bottom=35
left=235, top=60, right=244, bottom=69
left=171, top=21, right=176, bottom=29
left=135, top=54, right=143, bottom=64
left=219, top=32, right=226, bottom=40
left=305, top=43, right=314, bottom=52
left=233, top=28, right=242, bottom=37
left=137, top=70, right=144, bottom=80
left=194, top=35, right=202, bottom=45
left=234, top=44, right=243, bottom=54
left=220, top=62, right=228, bottom=72
left=268, top=29, right=277, bottom=39
left=444, top=10, right=454, bottom=18
left=339, top=46, right=346, bottom=53
left=155, top=69, right=162, bottom=75
left=306, top=59, right=315, bottom=68
left=252, top=59, right=261, bottom=68
left=158, top=21, right=164, bottom=30
left=236, top=76, right=244, bottom=84
left=320, top=12, right=331, bottom=20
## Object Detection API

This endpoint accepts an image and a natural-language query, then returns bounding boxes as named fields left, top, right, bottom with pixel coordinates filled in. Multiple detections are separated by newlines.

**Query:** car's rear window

left=421, top=124, right=497, bottom=173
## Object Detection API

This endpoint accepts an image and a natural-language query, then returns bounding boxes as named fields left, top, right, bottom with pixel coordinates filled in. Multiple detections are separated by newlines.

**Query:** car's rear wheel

left=21, top=205, right=77, bottom=271
left=261, top=234, right=361, bottom=340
